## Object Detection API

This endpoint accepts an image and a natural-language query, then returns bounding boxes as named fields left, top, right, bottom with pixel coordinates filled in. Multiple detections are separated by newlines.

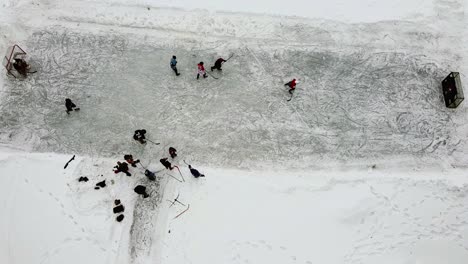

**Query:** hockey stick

left=225, top=53, right=234, bottom=62
left=287, top=93, right=293, bottom=101
left=173, top=204, right=190, bottom=219
left=146, top=139, right=160, bottom=145
left=206, top=72, right=219, bottom=79
left=183, top=160, right=190, bottom=166
left=64, top=155, right=76, bottom=169
left=165, top=172, right=182, bottom=183
left=173, top=165, right=185, bottom=182
left=137, top=162, right=147, bottom=170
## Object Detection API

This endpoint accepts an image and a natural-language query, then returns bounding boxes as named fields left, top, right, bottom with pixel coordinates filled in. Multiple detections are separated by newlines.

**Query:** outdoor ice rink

left=1, top=18, right=467, bottom=169
left=1, top=1, right=468, bottom=264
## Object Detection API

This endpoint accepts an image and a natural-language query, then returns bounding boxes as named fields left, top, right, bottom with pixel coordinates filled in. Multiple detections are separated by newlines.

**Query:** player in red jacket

left=284, top=79, right=298, bottom=94
left=197, top=62, right=207, bottom=79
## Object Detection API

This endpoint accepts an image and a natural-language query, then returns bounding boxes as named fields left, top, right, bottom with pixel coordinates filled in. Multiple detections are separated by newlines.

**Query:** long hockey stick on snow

left=173, top=165, right=185, bottom=182
left=183, top=160, right=190, bottom=166
left=165, top=172, right=182, bottom=183
left=173, top=204, right=190, bottom=219
left=287, top=93, right=294, bottom=101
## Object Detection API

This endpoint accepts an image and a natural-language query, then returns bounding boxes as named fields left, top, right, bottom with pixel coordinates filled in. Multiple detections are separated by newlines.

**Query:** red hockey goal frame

left=3, top=44, right=27, bottom=78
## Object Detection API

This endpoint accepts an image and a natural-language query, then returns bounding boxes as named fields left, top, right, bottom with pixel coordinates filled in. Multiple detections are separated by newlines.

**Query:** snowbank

left=162, top=167, right=468, bottom=264
left=1, top=149, right=468, bottom=264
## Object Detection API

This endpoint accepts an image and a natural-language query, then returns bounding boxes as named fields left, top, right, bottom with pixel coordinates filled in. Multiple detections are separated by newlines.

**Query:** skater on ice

left=211, top=57, right=226, bottom=71
left=65, top=98, right=79, bottom=114
left=133, top=129, right=147, bottom=144
left=197, top=62, right=207, bottom=79
left=284, top=79, right=298, bottom=94
left=114, top=161, right=131, bottom=176
left=124, top=154, right=140, bottom=167
left=169, top=147, right=177, bottom=159
left=170, top=55, right=180, bottom=76
left=188, top=165, right=205, bottom=178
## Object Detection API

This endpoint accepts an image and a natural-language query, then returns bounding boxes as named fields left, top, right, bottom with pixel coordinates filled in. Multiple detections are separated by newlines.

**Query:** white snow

left=1, top=0, right=468, bottom=264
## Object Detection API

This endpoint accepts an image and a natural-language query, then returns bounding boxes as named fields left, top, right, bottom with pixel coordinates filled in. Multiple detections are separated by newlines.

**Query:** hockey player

left=160, top=158, right=176, bottom=170
left=284, top=79, right=298, bottom=94
left=197, top=62, right=207, bottom=79
left=134, top=185, right=149, bottom=198
left=211, top=57, right=226, bottom=71
left=188, top=165, right=205, bottom=178
left=124, top=154, right=140, bottom=167
left=169, top=147, right=177, bottom=159
left=133, top=129, right=147, bottom=144
left=65, top=98, right=78, bottom=114
left=170, top=55, right=180, bottom=76
left=114, top=161, right=131, bottom=176
left=12, top=58, right=30, bottom=76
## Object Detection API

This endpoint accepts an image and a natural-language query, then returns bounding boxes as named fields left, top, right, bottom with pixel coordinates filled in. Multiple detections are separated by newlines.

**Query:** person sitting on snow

left=169, top=147, right=177, bottom=159
left=114, top=161, right=131, bottom=176
left=124, top=154, right=140, bottom=167
left=189, top=165, right=205, bottom=178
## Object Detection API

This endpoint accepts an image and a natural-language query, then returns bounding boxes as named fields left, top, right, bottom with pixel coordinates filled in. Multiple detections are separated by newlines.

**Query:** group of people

left=107, top=129, right=205, bottom=201
left=170, top=56, right=228, bottom=79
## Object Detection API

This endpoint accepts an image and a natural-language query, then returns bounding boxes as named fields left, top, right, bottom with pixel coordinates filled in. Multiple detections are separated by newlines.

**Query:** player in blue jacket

left=170, top=55, right=180, bottom=76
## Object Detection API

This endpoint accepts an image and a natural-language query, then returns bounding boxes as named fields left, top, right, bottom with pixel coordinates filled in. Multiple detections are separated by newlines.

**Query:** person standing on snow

left=284, top=79, right=298, bottom=94
left=197, top=62, right=207, bottom=79
left=170, top=55, right=180, bottom=76
left=211, top=57, right=226, bottom=71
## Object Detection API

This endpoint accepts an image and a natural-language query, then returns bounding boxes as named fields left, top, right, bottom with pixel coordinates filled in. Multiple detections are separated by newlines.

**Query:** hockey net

left=3, top=44, right=27, bottom=77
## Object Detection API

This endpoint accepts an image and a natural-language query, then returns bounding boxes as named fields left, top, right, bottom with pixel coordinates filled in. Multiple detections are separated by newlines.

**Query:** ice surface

left=0, top=21, right=467, bottom=169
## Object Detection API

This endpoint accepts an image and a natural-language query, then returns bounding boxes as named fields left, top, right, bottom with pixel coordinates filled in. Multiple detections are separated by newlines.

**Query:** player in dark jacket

left=65, top=98, right=78, bottom=114
left=160, top=158, right=175, bottom=170
left=12, top=58, right=30, bottom=76
left=211, top=58, right=226, bottom=71
left=133, top=129, right=147, bottom=144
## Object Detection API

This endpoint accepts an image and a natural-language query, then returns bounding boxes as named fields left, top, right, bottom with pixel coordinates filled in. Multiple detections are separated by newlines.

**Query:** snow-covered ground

left=1, top=0, right=468, bottom=263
